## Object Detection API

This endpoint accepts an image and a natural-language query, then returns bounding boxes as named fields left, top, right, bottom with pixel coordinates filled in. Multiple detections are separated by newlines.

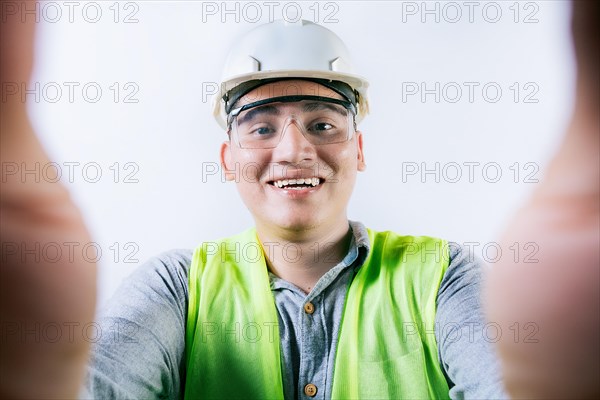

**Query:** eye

left=311, top=122, right=334, bottom=132
left=250, top=125, right=276, bottom=136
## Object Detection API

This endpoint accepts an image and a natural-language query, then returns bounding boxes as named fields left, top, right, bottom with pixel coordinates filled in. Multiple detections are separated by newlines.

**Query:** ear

left=220, top=140, right=236, bottom=181
left=356, top=131, right=366, bottom=171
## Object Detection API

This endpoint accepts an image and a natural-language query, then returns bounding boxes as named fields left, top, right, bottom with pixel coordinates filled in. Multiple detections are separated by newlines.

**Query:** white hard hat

left=212, top=19, right=370, bottom=130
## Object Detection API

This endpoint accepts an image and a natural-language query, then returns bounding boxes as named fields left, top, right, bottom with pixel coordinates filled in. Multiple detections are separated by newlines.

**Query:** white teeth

left=273, top=177, right=321, bottom=188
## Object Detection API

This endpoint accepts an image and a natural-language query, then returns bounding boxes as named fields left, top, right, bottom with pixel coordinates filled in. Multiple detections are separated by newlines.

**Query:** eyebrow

left=302, top=102, right=348, bottom=116
left=236, top=101, right=348, bottom=126
left=237, top=105, right=281, bottom=126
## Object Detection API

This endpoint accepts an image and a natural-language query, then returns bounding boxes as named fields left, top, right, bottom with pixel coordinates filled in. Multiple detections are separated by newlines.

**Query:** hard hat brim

left=212, top=70, right=370, bottom=130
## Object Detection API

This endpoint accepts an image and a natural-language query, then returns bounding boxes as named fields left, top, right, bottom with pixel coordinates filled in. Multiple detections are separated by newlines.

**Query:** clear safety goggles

left=227, top=95, right=357, bottom=149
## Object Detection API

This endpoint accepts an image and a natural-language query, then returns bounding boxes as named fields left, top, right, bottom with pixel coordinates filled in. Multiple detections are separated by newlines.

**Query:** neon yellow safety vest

left=185, top=227, right=451, bottom=399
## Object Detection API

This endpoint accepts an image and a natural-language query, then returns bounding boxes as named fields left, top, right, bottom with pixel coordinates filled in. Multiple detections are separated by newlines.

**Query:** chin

left=262, top=213, right=322, bottom=234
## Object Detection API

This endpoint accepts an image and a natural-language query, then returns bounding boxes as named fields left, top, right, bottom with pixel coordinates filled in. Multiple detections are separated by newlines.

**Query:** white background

left=26, top=1, right=574, bottom=308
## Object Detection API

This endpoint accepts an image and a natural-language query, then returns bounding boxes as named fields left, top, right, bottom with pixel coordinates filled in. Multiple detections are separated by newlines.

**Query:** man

left=82, top=20, right=506, bottom=399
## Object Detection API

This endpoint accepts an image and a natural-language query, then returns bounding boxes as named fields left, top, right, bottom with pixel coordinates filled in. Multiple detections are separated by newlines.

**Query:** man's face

left=220, top=79, right=366, bottom=234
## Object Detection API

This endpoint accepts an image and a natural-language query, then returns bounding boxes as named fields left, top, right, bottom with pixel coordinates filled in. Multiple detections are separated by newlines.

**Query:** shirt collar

left=267, top=220, right=371, bottom=291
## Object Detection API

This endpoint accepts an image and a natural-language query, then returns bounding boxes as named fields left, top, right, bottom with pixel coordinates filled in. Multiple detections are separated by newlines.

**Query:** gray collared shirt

left=81, top=221, right=507, bottom=399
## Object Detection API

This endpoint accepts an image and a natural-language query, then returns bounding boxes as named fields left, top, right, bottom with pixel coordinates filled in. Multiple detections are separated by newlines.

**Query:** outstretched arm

left=436, top=243, right=507, bottom=399
left=484, top=1, right=599, bottom=398
left=81, top=250, right=191, bottom=399
left=0, top=2, right=96, bottom=398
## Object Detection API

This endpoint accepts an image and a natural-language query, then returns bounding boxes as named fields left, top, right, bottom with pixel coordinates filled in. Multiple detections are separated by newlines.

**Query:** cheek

left=230, top=149, right=267, bottom=184
left=323, top=146, right=359, bottom=177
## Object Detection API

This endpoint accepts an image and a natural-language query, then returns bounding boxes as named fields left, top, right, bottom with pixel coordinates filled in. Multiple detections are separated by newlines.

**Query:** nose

left=271, top=118, right=316, bottom=163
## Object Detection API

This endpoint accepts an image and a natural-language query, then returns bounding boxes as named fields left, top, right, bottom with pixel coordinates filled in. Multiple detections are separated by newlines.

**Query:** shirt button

left=303, top=302, right=315, bottom=314
left=304, top=383, right=318, bottom=397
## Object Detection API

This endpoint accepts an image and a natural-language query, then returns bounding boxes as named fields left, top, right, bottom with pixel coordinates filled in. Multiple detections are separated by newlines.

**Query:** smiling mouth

left=268, top=177, right=324, bottom=189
